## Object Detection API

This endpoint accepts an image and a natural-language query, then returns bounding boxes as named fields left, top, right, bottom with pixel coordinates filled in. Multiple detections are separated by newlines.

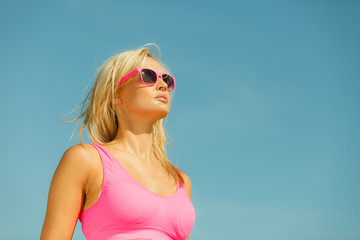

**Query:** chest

left=90, top=164, right=195, bottom=238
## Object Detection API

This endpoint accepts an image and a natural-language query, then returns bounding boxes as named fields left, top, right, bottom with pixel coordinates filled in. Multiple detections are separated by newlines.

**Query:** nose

left=155, top=76, right=168, bottom=91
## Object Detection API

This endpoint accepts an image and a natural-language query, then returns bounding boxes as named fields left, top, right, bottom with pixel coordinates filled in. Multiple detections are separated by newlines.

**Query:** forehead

left=142, top=57, right=164, bottom=72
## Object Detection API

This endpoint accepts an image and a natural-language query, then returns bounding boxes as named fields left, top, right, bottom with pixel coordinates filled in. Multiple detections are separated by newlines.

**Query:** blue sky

left=0, top=0, right=359, bottom=239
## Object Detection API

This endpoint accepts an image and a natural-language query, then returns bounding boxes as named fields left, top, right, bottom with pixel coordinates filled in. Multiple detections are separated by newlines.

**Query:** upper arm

left=182, top=172, right=192, bottom=240
left=41, top=144, right=92, bottom=240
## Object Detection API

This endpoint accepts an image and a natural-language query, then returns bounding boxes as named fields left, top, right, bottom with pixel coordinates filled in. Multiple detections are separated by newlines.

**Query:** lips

left=155, top=94, right=168, bottom=103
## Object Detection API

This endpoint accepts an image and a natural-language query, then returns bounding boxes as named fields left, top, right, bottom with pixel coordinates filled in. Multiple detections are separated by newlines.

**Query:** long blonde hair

left=68, top=44, right=183, bottom=184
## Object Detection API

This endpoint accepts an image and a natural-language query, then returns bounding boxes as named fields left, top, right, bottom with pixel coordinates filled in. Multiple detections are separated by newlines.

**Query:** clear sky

left=0, top=0, right=359, bottom=239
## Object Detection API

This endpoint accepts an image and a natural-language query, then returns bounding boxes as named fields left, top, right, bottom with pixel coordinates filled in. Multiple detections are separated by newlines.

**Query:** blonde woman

left=41, top=44, right=195, bottom=240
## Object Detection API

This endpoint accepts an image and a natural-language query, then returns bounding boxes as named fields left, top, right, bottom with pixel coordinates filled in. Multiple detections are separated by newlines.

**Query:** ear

left=111, top=95, right=122, bottom=105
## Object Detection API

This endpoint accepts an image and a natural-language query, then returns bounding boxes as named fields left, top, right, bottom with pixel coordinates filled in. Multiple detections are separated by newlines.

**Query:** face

left=114, top=57, right=171, bottom=121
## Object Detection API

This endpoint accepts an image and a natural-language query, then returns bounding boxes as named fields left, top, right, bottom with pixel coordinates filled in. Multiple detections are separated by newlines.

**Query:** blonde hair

left=68, top=43, right=183, bottom=184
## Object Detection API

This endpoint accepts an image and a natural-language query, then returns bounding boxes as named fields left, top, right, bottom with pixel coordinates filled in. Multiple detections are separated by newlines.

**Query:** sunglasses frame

left=118, top=68, right=176, bottom=91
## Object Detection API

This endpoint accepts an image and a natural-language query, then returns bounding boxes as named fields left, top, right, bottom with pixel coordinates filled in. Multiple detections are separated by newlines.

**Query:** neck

left=111, top=115, right=157, bottom=161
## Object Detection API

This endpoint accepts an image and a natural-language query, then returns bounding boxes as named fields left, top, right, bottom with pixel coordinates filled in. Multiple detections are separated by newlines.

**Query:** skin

left=40, top=57, right=192, bottom=240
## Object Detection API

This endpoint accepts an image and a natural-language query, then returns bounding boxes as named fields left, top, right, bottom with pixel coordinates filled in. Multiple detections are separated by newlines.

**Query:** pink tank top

left=79, top=143, right=195, bottom=240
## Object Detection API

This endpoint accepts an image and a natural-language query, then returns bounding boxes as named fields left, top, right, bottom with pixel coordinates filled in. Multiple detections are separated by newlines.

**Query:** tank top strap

left=89, top=142, right=118, bottom=170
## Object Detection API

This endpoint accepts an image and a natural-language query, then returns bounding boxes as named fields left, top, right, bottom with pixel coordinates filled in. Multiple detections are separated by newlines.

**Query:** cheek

left=131, top=89, right=152, bottom=105
left=122, top=88, right=153, bottom=108
left=120, top=85, right=148, bottom=104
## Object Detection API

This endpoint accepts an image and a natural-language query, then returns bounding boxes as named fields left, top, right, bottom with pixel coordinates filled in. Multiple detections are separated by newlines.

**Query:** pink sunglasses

left=118, top=68, right=176, bottom=91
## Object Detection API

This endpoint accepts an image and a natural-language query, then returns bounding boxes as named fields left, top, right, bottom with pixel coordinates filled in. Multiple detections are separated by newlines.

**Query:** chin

left=132, top=102, right=170, bottom=120
left=155, top=108, right=170, bottom=119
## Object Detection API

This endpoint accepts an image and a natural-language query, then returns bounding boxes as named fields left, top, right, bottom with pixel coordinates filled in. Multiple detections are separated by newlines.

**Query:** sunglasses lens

left=141, top=69, right=157, bottom=84
left=141, top=69, right=175, bottom=91
left=162, top=74, right=175, bottom=90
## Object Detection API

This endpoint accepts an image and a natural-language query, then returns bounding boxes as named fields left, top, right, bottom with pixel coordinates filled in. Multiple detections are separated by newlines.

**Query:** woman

left=41, top=44, right=195, bottom=240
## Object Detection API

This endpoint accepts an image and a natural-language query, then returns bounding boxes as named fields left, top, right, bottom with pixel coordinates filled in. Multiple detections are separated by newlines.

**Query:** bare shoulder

left=179, top=170, right=192, bottom=199
left=58, top=143, right=100, bottom=177
left=63, top=143, right=96, bottom=156
left=61, top=143, right=98, bottom=164
left=41, top=143, right=99, bottom=239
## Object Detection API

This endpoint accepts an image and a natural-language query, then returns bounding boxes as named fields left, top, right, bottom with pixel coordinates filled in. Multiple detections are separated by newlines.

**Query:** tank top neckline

left=92, top=142, right=181, bottom=199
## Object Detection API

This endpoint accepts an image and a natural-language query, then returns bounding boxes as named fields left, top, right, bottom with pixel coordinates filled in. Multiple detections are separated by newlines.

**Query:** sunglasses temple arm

left=118, top=69, right=138, bottom=86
